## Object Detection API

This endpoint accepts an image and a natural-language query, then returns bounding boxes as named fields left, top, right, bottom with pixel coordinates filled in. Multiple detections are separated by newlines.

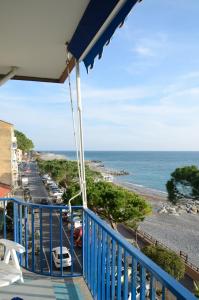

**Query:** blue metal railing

left=0, top=198, right=196, bottom=299
left=83, top=208, right=196, bottom=300
left=0, top=198, right=83, bottom=277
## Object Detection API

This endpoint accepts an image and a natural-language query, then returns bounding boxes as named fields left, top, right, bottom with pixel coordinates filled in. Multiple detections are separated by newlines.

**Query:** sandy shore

left=38, top=152, right=67, bottom=161
left=89, top=161, right=199, bottom=267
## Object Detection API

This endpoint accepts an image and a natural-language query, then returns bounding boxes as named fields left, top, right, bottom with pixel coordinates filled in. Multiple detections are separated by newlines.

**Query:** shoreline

left=38, top=153, right=199, bottom=267
left=87, top=161, right=199, bottom=267
left=87, top=160, right=167, bottom=207
left=38, top=152, right=68, bottom=161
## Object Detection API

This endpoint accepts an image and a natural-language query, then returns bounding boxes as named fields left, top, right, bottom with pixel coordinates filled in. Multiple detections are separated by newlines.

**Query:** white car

left=68, top=216, right=82, bottom=229
left=52, top=247, right=71, bottom=268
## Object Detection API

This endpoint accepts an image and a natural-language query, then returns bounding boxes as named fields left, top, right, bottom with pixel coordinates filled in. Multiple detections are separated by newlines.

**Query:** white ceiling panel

left=0, top=0, right=90, bottom=82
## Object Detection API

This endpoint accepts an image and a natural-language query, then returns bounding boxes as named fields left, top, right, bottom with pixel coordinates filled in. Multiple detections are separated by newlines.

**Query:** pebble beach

left=117, top=180, right=199, bottom=267
left=90, top=162, right=199, bottom=268
left=39, top=153, right=199, bottom=267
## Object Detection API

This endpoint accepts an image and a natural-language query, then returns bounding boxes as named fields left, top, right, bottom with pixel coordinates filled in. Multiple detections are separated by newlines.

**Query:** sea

left=43, top=151, right=199, bottom=194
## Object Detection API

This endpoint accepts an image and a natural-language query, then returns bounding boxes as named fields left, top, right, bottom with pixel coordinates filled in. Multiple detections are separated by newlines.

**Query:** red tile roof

left=0, top=183, right=11, bottom=198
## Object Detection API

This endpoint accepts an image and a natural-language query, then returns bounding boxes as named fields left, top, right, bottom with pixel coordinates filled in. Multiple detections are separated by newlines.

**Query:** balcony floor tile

left=0, top=269, right=92, bottom=300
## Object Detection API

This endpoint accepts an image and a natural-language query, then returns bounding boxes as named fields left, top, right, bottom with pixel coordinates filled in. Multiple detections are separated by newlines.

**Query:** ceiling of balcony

left=0, top=0, right=89, bottom=83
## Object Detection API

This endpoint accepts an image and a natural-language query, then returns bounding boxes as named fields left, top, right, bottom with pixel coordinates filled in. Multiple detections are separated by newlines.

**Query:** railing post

left=111, top=240, right=116, bottom=300
left=70, top=209, right=74, bottom=274
left=3, top=201, right=7, bottom=239
left=131, top=257, right=137, bottom=300
left=40, top=208, right=43, bottom=274
left=123, top=250, right=128, bottom=300
left=31, top=208, right=35, bottom=272
left=59, top=208, right=63, bottom=276
left=140, top=266, right=146, bottom=300
left=116, top=245, right=122, bottom=300
left=106, top=236, right=111, bottom=300
left=19, top=204, right=22, bottom=265
left=97, top=227, right=102, bottom=300
left=49, top=208, right=53, bottom=276
left=25, top=206, right=28, bottom=269
left=101, top=230, right=106, bottom=299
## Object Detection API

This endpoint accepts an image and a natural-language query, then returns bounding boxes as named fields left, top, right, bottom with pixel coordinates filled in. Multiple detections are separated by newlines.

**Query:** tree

left=38, top=159, right=151, bottom=230
left=15, top=130, right=34, bottom=152
left=88, top=180, right=151, bottom=230
left=142, top=245, right=185, bottom=280
left=166, top=165, right=199, bottom=204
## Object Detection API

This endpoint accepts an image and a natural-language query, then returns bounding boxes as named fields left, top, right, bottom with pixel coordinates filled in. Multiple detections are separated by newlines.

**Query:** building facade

left=0, top=120, right=19, bottom=189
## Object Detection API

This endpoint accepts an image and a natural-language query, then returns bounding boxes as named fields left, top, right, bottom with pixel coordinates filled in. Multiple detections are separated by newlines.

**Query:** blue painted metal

left=83, top=208, right=196, bottom=300
left=97, top=226, right=102, bottom=300
left=123, top=250, right=128, bottom=300
left=40, top=208, right=43, bottom=274
left=106, top=236, right=111, bottom=300
left=70, top=209, right=74, bottom=274
left=116, top=245, right=122, bottom=300
left=90, top=219, right=94, bottom=294
left=31, top=207, right=35, bottom=272
left=24, top=206, right=28, bottom=269
left=87, top=216, right=91, bottom=289
left=13, top=202, right=16, bottom=242
left=162, top=285, right=166, bottom=300
left=111, top=240, right=116, bottom=300
left=59, top=208, right=63, bottom=276
left=150, top=275, right=156, bottom=300
left=140, top=266, right=146, bottom=300
left=83, top=210, right=86, bottom=279
left=93, top=221, right=97, bottom=298
left=3, top=201, right=6, bottom=239
left=0, top=198, right=197, bottom=300
left=49, top=208, right=53, bottom=276
left=131, top=258, right=137, bottom=300
left=19, top=204, right=22, bottom=264
left=85, top=211, right=89, bottom=283
left=101, top=230, right=106, bottom=299
left=13, top=202, right=18, bottom=242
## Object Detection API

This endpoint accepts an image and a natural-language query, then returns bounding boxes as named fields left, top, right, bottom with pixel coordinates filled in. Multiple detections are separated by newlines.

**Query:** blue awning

left=68, top=0, right=139, bottom=71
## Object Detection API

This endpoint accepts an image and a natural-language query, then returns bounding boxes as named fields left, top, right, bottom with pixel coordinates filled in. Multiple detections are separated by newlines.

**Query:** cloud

left=134, top=46, right=154, bottom=57
left=1, top=70, right=199, bottom=151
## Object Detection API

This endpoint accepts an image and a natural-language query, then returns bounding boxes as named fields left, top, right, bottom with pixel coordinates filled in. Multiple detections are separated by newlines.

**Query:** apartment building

left=0, top=120, right=19, bottom=189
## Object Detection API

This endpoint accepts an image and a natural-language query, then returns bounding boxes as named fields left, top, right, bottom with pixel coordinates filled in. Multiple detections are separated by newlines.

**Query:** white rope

left=75, top=60, right=87, bottom=207
left=66, top=49, right=81, bottom=191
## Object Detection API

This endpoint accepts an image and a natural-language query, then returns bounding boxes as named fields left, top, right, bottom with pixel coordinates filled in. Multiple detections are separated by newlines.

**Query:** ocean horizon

left=39, top=151, right=199, bottom=194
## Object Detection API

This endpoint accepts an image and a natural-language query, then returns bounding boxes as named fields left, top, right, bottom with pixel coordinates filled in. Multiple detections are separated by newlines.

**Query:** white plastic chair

left=0, top=239, right=25, bottom=287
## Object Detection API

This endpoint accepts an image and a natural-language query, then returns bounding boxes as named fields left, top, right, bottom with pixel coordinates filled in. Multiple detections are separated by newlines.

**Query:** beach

left=38, top=152, right=67, bottom=161
left=38, top=152, right=199, bottom=267
left=88, top=161, right=199, bottom=268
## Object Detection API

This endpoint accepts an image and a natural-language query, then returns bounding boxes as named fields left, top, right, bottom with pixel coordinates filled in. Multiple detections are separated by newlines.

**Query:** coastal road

left=17, top=161, right=82, bottom=275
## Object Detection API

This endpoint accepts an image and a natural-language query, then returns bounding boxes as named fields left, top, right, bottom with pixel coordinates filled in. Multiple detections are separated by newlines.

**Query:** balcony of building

left=0, top=198, right=196, bottom=300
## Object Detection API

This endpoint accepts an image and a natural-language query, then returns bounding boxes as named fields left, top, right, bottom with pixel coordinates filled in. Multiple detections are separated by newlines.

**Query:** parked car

left=21, top=176, right=29, bottom=187
left=74, top=226, right=82, bottom=247
left=52, top=247, right=71, bottom=268
left=68, top=216, right=82, bottom=229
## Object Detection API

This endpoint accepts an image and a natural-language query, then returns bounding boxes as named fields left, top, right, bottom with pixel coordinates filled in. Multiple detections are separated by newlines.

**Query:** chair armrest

left=0, top=239, right=25, bottom=254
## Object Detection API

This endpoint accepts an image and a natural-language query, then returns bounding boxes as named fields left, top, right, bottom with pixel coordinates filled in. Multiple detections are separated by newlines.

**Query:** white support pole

left=0, top=67, right=18, bottom=87
left=75, top=60, right=87, bottom=208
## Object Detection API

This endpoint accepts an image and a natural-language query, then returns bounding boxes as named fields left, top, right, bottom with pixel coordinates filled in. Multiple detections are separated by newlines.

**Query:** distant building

left=0, top=120, right=19, bottom=189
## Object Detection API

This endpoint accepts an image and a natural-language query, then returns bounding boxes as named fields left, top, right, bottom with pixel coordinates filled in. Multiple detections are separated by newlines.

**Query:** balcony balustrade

left=0, top=198, right=196, bottom=300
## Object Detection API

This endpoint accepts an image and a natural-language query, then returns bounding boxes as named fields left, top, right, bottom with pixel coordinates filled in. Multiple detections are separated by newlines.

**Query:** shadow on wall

left=0, top=172, right=12, bottom=186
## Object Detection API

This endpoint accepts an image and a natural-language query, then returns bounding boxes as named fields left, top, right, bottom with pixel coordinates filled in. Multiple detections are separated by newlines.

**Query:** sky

left=1, top=0, right=199, bottom=151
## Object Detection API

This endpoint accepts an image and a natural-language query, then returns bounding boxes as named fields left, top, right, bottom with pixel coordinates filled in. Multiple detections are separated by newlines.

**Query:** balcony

left=0, top=198, right=196, bottom=299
